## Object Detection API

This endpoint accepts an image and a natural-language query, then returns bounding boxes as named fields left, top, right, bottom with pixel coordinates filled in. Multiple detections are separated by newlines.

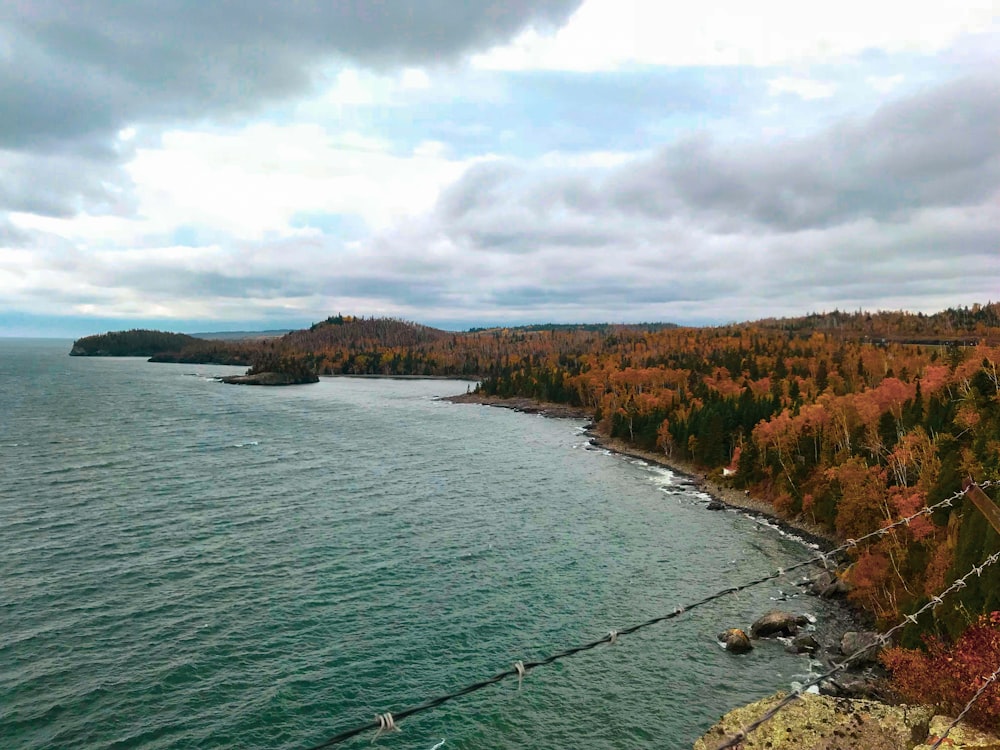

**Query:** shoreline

left=442, top=392, right=886, bottom=692
left=440, top=392, right=593, bottom=419
left=584, top=432, right=842, bottom=553
left=441, top=392, right=880, bottom=688
left=442, top=393, right=839, bottom=551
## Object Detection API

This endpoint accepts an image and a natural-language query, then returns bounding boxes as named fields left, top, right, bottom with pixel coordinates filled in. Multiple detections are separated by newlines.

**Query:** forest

left=75, top=304, right=1000, bottom=723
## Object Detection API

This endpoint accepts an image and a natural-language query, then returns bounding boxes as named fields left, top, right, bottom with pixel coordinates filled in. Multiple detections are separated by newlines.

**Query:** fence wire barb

left=712, top=547, right=1000, bottom=750
left=303, top=483, right=987, bottom=749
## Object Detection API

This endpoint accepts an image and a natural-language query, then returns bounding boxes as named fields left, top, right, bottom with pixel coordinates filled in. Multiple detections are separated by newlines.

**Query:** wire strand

left=711, top=547, right=1000, bottom=750
left=928, top=665, right=1000, bottom=750
left=302, top=483, right=985, bottom=749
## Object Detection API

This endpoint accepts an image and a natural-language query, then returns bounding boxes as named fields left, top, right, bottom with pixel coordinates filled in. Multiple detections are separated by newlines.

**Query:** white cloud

left=866, top=74, right=906, bottom=93
left=10, top=122, right=473, bottom=246
left=127, top=124, right=470, bottom=235
left=4, top=4, right=999, bottom=332
left=320, top=67, right=436, bottom=107
left=473, top=0, right=1000, bottom=70
left=767, top=76, right=838, bottom=100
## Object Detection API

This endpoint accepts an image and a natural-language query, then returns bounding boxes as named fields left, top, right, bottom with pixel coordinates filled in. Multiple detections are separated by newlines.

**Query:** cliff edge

left=693, top=692, right=1000, bottom=749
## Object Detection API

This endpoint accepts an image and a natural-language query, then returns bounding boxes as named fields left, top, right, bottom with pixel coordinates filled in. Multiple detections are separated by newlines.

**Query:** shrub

left=881, top=612, right=1000, bottom=732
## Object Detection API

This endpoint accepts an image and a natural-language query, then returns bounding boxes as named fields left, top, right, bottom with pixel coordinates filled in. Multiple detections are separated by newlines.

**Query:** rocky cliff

left=693, top=692, right=1000, bottom=750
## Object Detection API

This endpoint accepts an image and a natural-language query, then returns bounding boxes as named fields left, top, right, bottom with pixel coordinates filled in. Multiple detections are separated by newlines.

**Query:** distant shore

left=441, top=392, right=592, bottom=419
left=441, top=392, right=838, bottom=550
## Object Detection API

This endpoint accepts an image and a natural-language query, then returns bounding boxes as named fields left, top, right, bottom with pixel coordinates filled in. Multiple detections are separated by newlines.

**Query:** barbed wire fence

left=304, top=482, right=998, bottom=749
left=928, top=664, right=1000, bottom=749
left=711, top=548, right=1000, bottom=749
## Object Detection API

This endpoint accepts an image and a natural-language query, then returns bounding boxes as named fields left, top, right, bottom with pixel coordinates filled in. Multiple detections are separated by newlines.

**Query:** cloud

left=612, top=75, right=1000, bottom=230
left=0, top=1, right=581, bottom=216
left=473, top=0, right=999, bottom=70
left=0, top=146, right=137, bottom=218
left=350, top=73, right=1000, bottom=323
left=6, top=73, right=999, bottom=328
left=11, top=122, right=472, bottom=244
left=3, top=4, right=1000, bottom=333
left=866, top=74, right=906, bottom=94
left=2, top=1, right=580, bottom=149
left=767, top=77, right=837, bottom=100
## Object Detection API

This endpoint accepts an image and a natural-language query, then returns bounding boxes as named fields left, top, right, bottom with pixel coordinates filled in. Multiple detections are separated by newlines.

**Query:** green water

left=0, top=339, right=848, bottom=749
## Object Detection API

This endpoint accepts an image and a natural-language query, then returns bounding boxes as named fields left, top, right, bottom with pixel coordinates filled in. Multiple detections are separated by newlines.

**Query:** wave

left=736, top=513, right=821, bottom=550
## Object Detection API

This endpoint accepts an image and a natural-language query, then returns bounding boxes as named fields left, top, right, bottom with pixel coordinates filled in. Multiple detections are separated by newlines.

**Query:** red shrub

left=882, top=612, right=1000, bottom=732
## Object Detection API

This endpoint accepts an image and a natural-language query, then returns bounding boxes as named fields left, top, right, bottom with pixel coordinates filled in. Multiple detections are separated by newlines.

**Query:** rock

left=786, top=634, right=821, bottom=654
left=706, top=500, right=726, bottom=511
left=819, top=674, right=883, bottom=700
left=220, top=371, right=318, bottom=386
left=693, top=692, right=935, bottom=750
left=718, top=628, right=754, bottom=654
left=915, top=715, right=1000, bottom=749
left=840, top=631, right=884, bottom=666
left=807, top=570, right=851, bottom=598
left=751, top=610, right=809, bottom=639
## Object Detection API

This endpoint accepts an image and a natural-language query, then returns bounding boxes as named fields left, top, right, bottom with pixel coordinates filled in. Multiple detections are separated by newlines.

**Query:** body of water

left=1, top=339, right=848, bottom=749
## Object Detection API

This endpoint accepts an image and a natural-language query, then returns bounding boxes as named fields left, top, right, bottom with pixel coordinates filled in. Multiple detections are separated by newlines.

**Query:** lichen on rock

left=914, top=716, right=1000, bottom=750
left=693, top=692, right=935, bottom=750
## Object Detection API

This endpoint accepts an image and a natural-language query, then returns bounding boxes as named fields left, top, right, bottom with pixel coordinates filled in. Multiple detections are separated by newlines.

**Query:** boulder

left=751, top=610, right=809, bottom=639
left=807, top=570, right=851, bottom=598
left=693, top=692, right=935, bottom=750
left=718, top=628, right=753, bottom=654
left=840, top=631, right=884, bottom=667
left=819, top=674, right=883, bottom=700
left=786, top=633, right=821, bottom=654
left=706, top=500, right=726, bottom=511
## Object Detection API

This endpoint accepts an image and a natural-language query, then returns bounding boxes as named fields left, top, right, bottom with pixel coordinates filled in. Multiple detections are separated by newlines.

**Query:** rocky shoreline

left=441, top=392, right=592, bottom=419
left=443, top=392, right=1000, bottom=747
left=439, top=392, right=930, bottom=738
left=218, top=371, right=319, bottom=386
left=441, top=392, right=840, bottom=550
left=694, top=692, right=1000, bottom=749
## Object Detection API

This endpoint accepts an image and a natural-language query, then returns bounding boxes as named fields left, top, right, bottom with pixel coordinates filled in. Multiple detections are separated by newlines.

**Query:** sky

left=2, top=1, right=999, bottom=337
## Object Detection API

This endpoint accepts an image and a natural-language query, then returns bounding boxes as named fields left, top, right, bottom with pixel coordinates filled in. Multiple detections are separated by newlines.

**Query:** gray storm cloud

left=608, top=75, right=1000, bottom=231
left=3, top=12, right=999, bottom=327
left=0, top=0, right=582, bottom=216
left=358, top=74, right=1000, bottom=319
left=1, top=1, right=581, bottom=148
left=15, top=73, right=992, bottom=325
left=432, top=76, right=1000, bottom=241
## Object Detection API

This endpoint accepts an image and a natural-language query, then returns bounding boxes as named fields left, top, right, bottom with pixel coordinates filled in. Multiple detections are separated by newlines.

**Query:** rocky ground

left=694, top=692, right=1000, bottom=749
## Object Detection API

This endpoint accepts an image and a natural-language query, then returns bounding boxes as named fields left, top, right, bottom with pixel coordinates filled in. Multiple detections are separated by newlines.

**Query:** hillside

left=70, top=329, right=201, bottom=357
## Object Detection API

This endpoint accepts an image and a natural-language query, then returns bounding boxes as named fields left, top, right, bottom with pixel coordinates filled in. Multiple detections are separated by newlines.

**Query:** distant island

left=69, top=328, right=316, bottom=385
left=70, top=329, right=203, bottom=357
